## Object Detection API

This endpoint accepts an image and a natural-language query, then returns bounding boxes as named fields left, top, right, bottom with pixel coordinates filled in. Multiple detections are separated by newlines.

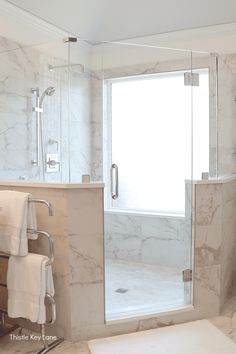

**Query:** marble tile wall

left=216, top=55, right=236, bottom=177
left=195, top=179, right=236, bottom=313
left=221, top=180, right=236, bottom=306
left=0, top=34, right=92, bottom=183
left=105, top=212, right=190, bottom=269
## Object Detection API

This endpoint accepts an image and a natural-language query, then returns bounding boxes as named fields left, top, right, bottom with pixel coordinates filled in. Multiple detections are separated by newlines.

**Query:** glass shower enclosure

left=0, top=27, right=213, bottom=322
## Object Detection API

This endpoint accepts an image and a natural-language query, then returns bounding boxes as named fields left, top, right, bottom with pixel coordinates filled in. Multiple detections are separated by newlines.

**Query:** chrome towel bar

left=27, top=229, right=54, bottom=266
left=0, top=196, right=63, bottom=352
left=29, top=198, right=53, bottom=216
left=0, top=230, right=54, bottom=267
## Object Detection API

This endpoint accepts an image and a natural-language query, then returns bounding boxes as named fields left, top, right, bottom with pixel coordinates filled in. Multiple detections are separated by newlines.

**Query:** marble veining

left=0, top=34, right=92, bottom=183
left=105, top=259, right=186, bottom=321
left=2, top=290, right=236, bottom=354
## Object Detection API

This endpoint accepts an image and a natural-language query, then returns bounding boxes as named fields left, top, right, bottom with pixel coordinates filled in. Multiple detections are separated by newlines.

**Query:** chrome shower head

left=46, top=86, right=55, bottom=96
left=39, top=86, right=55, bottom=107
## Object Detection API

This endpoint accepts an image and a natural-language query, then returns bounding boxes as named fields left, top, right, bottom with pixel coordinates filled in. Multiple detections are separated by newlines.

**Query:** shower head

left=39, top=86, right=55, bottom=107
left=45, top=86, right=55, bottom=96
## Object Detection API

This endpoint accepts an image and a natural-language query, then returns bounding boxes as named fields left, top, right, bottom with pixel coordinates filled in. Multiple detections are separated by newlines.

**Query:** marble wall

left=216, top=55, right=236, bottom=177
left=195, top=178, right=236, bottom=313
left=105, top=212, right=189, bottom=269
left=1, top=176, right=236, bottom=342
left=0, top=35, right=92, bottom=183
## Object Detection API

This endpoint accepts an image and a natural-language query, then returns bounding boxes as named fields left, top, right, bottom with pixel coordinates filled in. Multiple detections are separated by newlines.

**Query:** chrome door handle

left=111, top=163, right=119, bottom=199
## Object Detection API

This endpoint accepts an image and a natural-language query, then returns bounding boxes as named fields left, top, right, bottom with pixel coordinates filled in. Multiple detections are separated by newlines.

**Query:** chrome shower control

left=46, top=154, right=60, bottom=172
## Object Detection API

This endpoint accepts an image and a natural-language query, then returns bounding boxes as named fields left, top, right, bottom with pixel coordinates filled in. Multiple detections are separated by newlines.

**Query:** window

left=105, top=69, right=209, bottom=215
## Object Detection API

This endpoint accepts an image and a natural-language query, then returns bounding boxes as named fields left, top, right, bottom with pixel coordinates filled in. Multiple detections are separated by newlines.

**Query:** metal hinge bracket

left=184, top=72, right=199, bottom=86
left=182, top=269, right=192, bottom=282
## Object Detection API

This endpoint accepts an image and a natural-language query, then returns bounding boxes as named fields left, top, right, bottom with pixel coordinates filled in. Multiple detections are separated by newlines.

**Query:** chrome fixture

left=48, top=139, right=59, bottom=151
left=46, top=154, right=60, bottom=173
left=28, top=198, right=53, bottom=216
left=31, top=86, right=55, bottom=167
left=111, top=163, right=119, bottom=199
left=63, top=37, right=77, bottom=43
left=39, top=87, right=55, bottom=107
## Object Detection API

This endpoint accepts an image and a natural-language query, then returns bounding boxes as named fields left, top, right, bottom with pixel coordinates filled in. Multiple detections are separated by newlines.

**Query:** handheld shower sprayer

left=31, top=86, right=56, bottom=168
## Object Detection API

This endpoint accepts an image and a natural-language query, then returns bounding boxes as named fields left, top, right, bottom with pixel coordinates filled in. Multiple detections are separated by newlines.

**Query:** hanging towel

left=0, top=190, right=37, bottom=256
left=7, top=253, right=54, bottom=324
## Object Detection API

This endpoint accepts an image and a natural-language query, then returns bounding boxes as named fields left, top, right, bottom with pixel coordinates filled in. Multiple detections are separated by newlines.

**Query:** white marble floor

left=105, top=259, right=188, bottom=320
left=1, top=290, right=236, bottom=354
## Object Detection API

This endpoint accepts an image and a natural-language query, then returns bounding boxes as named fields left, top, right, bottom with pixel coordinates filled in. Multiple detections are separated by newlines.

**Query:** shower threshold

left=105, top=259, right=192, bottom=322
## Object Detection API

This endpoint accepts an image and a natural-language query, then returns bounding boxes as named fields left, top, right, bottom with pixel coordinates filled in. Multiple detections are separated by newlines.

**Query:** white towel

left=0, top=190, right=37, bottom=256
left=7, top=253, right=55, bottom=324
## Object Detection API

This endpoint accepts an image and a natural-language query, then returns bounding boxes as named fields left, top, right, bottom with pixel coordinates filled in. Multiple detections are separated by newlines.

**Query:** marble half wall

left=195, top=178, right=236, bottom=312
left=1, top=178, right=236, bottom=341
left=0, top=183, right=104, bottom=341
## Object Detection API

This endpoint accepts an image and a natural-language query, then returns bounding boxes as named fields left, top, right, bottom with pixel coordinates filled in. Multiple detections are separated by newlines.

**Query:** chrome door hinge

left=184, top=72, right=199, bottom=86
left=182, top=269, right=192, bottom=282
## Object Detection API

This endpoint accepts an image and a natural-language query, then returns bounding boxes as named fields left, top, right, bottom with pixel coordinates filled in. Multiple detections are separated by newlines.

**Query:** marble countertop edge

left=0, top=181, right=105, bottom=189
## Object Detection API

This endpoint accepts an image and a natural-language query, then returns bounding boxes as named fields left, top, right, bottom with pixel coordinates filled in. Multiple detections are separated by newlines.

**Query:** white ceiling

left=5, top=0, right=236, bottom=42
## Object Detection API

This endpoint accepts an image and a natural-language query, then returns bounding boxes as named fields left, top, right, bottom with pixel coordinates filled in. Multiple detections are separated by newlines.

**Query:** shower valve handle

left=47, top=159, right=60, bottom=167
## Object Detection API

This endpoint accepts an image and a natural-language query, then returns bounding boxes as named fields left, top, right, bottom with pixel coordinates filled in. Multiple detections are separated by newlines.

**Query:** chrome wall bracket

left=63, top=37, right=77, bottom=43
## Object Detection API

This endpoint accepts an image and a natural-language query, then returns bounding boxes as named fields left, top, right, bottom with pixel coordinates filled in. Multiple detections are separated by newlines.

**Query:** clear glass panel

left=0, top=37, right=69, bottom=182
left=67, top=39, right=94, bottom=183
left=101, top=42, right=194, bottom=321
left=191, top=52, right=217, bottom=179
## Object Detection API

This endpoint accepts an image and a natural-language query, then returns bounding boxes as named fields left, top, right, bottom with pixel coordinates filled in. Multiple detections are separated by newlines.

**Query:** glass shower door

left=102, top=44, right=195, bottom=322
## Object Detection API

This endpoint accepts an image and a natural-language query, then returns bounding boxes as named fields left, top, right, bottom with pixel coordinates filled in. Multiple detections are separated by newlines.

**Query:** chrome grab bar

left=111, top=163, right=119, bottom=200
left=29, top=199, right=53, bottom=216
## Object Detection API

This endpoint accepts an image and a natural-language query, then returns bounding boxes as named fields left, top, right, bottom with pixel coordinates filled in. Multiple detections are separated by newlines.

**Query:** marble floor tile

left=105, top=259, right=186, bottom=320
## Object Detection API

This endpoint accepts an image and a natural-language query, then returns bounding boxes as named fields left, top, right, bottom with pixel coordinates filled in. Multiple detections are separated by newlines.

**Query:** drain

left=115, top=288, right=128, bottom=294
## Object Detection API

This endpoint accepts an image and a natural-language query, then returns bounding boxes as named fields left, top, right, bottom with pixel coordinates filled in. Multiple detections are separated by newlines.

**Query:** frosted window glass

left=109, top=70, right=209, bottom=214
